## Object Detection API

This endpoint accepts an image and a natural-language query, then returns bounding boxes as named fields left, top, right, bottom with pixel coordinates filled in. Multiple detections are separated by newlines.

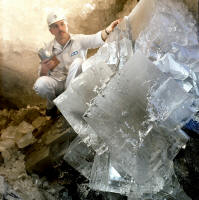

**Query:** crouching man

left=33, top=11, right=120, bottom=117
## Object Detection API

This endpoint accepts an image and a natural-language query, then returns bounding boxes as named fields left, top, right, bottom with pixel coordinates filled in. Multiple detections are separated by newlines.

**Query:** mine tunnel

left=0, top=0, right=199, bottom=199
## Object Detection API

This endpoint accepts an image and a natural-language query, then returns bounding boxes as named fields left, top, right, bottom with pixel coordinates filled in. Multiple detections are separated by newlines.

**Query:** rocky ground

left=0, top=105, right=127, bottom=200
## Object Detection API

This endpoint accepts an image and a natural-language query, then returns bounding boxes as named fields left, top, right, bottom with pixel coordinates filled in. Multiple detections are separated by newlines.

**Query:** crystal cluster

left=0, top=121, right=35, bottom=151
left=54, top=0, right=199, bottom=199
left=135, top=0, right=199, bottom=97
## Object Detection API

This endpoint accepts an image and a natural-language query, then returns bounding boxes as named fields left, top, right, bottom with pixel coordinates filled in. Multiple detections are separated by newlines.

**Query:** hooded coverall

left=33, top=31, right=104, bottom=109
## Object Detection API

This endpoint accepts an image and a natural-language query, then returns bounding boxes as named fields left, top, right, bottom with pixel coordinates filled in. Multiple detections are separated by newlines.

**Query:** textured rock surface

left=183, top=0, right=198, bottom=19
left=0, top=106, right=75, bottom=172
left=0, top=106, right=78, bottom=199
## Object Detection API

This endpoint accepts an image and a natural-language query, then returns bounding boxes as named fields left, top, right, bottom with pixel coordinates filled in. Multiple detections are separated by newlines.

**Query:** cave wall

left=0, top=0, right=197, bottom=108
left=184, top=0, right=198, bottom=19
left=0, top=0, right=138, bottom=108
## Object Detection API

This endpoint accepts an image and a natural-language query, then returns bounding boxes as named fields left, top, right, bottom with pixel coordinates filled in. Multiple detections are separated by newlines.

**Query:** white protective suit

left=33, top=31, right=104, bottom=109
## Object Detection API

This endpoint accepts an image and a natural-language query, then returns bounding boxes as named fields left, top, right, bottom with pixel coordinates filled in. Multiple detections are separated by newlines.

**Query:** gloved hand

left=40, top=56, right=60, bottom=75
left=105, top=19, right=122, bottom=34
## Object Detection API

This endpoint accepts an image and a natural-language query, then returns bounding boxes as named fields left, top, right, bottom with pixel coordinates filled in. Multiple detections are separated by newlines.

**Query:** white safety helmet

left=47, top=11, right=66, bottom=27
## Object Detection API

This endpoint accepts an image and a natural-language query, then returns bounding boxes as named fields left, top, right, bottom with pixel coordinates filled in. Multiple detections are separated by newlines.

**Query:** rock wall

left=0, top=0, right=138, bottom=108
left=184, top=0, right=198, bottom=19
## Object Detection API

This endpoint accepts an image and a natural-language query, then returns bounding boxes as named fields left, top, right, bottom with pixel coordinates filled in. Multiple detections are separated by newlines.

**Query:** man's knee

left=33, top=76, right=52, bottom=97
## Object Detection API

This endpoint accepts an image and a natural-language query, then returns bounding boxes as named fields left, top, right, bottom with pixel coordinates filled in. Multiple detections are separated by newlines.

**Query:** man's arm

left=78, top=19, right=122, bottom=50
left=101, top=19, right=122, bottom=41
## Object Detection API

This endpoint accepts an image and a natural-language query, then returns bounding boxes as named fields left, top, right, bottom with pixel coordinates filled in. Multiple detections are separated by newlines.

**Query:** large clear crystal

left=54, top=61, right=113, bottom=154
left=63, top=137, right=95, bottom=179
left=89, top=151, right=132, bottom=195
left=148, top=77, right=196, bottom=128
left=84, top=52, right=192, bottom=174
left=84, top=52, right=193, bottom=197
left=135, top=0, right=199, bottom=97
left=135, top=0, right=198, bottom=60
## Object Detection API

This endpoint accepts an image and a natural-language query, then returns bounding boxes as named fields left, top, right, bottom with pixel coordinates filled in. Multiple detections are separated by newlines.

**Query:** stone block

left=1, top=126, right=17, bottom=140
left=16, top=132, right=36, bottom=149
left=25, top=146, right=51, bottom=173
left=26, top=117, right=75, bottom=173
left=32, top=116, right=48, bottom=129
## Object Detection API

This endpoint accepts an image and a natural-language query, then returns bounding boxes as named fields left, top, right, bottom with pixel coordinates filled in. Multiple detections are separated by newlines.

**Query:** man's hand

left=106, top=19, right=122, bottom=34
left=40, top=56, right=60, bottom=76
left=101, top=19, right=122, bottom=41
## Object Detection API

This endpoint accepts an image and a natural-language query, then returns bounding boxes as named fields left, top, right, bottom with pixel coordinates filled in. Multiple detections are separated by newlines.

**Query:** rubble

left=0, top=149, right=45, bottom=200
left=0, top=106, right=78, bottom=199
left=32, top=116, right=47, bottom=129
left=0, top=175, right=22, bottom=200
left=26, top=116, right=76, bottom=173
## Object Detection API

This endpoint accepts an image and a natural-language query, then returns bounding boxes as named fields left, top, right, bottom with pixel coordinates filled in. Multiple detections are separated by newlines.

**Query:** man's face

left=49, top=20, right=69, bottom=40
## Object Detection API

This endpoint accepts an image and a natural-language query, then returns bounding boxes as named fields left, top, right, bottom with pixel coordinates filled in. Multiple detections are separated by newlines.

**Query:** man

left=33, top=11, right=121, bottom=117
